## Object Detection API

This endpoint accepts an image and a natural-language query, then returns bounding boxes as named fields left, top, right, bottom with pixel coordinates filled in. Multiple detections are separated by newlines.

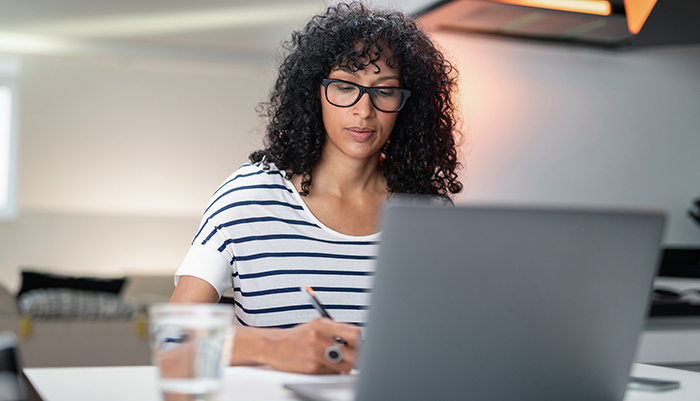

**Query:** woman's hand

left=170, top=276, right=361, bottom=374
left=234, top=318, right=361, bottom=374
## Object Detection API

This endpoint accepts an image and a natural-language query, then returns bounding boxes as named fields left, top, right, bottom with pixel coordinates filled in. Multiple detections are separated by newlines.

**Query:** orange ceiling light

left=492, top=0, right=612, bottom=16
left=624, top=0, right=657, bottom=34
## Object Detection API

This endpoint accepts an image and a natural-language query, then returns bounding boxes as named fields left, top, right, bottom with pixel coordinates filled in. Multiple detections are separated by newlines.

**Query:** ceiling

left=0, top=0, right=330, bottom=64
left=0, top=0, right=437, bottom=64
left=6, top=0, right=691, bottom=65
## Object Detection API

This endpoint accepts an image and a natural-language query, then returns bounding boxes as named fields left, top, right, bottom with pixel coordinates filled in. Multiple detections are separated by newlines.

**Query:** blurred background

left=0, top=0, right=699, bottom=292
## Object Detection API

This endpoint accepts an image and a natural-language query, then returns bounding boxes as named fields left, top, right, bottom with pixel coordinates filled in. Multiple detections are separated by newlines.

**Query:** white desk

left=24, top=363, right=700, bottom=401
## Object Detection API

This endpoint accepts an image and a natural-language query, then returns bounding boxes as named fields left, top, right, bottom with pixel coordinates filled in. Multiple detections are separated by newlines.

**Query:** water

left=148, top=303, right=235, bottom=400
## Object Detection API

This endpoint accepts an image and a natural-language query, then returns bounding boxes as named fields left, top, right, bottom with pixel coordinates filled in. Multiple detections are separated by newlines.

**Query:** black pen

left=301, top=286, right=348, bottom=348
left=301, top=285, right=334, bottom=319
left=302, top=286, right=360, bottom=366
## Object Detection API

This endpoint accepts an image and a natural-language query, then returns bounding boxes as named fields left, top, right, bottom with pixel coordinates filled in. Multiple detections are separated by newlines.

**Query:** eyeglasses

left=321, top=79, right=411, bottom=113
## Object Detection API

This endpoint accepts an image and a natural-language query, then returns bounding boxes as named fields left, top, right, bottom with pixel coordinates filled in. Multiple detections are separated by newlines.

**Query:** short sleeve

left=174, top=244, right=232, bottom=298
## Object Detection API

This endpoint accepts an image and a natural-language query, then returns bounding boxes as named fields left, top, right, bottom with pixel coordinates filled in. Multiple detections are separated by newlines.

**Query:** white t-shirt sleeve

left=174, top=244, right=232, bottom=298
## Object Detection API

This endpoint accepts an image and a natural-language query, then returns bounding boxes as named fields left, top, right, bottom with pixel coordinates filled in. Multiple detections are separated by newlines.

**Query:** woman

left=170, top=1, right=462, bottom=374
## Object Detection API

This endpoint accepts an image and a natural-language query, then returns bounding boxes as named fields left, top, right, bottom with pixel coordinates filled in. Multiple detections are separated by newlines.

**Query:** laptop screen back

left=356, top=205, right=665, bottom=401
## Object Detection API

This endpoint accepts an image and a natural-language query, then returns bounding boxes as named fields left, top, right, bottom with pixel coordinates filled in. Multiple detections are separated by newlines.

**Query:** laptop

left=286, top=202, right=666, bottom=401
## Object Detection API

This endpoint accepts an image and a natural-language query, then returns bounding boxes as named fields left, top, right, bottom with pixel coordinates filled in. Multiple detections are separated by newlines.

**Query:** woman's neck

left=309, top=150, right=386, bottom=199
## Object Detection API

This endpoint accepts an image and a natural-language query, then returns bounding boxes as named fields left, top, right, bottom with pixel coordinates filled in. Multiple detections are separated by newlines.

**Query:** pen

left=301, top=285, right=333, bottom=320
left=301, top=286, right=348, bottom=364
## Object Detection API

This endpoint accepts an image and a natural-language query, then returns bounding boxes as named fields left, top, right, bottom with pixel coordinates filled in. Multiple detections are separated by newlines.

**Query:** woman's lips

left=346, top=127, right=374, bottom=141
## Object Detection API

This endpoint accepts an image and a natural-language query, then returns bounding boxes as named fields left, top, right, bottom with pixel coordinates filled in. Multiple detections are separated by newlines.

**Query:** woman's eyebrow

left=375, top=75, right=400, bottom=82
left=332, top=72, right=400, bottom=82
left=333, top=69, right=399, bottom=80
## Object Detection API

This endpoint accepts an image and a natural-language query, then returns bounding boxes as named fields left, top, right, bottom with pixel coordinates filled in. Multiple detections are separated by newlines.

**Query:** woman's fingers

left=264, top=318, right=361, bottom=374
left=320, top=318, right=362, bottom=348
left=307, top=318, right=360, bottom=369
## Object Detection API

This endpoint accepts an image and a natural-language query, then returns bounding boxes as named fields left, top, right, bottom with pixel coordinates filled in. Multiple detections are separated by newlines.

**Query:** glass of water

left=148, top=303, right=234, bottom=401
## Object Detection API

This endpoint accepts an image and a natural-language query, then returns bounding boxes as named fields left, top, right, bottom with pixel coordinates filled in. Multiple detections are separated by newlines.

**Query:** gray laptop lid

left=355, top=204, right=665, bottom=401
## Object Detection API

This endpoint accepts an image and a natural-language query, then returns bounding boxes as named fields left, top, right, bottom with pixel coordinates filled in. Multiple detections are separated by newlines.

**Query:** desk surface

left=24, top=363, right=700, bottom=401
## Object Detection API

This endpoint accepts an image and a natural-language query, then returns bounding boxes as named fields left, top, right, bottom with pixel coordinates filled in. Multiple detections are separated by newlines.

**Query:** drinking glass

left=148, top=303, right=234, bottom=401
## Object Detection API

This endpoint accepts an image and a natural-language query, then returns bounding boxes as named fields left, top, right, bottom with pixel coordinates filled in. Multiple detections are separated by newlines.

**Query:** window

left=0, top=57, right=19, bottom=220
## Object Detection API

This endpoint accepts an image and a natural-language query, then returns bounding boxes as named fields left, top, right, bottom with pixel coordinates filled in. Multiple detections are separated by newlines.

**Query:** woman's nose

left=352, top=92, right=376, bottom=118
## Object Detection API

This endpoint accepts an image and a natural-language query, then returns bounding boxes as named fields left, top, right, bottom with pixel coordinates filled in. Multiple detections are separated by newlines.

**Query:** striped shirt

left=175, top=163, right=379, bottom=329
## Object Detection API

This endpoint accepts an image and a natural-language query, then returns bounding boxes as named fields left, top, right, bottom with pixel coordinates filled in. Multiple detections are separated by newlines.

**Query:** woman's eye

left=376, top=89, right=398, bottom=98
left=335, top=85, right=356, bottom=92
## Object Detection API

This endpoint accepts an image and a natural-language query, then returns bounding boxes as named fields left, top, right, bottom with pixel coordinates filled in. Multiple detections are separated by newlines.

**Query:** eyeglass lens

left=325, top=81, right=407, bottom=112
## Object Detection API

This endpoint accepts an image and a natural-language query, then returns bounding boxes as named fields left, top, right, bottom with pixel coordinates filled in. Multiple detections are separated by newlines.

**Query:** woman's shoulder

left=199, top=162, right=295, bottom=221
left=217, top=162, right=287, bottom=189
left=229, top=161, right=282, bottom=176
left=204, top=162, right=293, bottom=208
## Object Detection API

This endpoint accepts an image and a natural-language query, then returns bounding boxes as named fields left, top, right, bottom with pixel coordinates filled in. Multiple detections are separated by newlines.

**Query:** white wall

left=19, top=55, right=274, bottom=216
left=0, top=54, right=276, bottom=292
left=437, top=33, right=700, bottom=246
left=1, top=32, right=699, bottom=292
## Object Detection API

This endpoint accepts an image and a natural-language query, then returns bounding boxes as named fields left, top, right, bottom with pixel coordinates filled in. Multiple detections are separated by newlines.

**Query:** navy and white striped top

left=175, top=162, right=379, bottom=329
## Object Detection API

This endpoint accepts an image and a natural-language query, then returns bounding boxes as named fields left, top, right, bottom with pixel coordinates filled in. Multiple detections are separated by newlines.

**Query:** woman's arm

left=169, top=275, right=360, bottom=374
left=169, top=275, right=219, bottom=303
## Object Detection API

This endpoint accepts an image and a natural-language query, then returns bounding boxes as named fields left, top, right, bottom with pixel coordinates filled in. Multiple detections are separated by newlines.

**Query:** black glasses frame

left=321, top=78, right=411, bottom=113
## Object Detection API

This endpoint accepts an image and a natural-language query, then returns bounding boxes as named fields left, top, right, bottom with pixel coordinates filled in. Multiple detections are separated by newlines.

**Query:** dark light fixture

left=416, top=0, right=700, bottom=49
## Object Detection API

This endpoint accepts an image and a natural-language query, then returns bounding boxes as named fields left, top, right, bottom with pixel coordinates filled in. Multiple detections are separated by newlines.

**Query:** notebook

left=286, top=202, right=666, bottom=401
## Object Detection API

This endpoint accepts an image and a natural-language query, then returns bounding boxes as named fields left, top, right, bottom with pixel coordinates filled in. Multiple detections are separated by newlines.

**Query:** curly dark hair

left=249, top=1, right=462, bottom=198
